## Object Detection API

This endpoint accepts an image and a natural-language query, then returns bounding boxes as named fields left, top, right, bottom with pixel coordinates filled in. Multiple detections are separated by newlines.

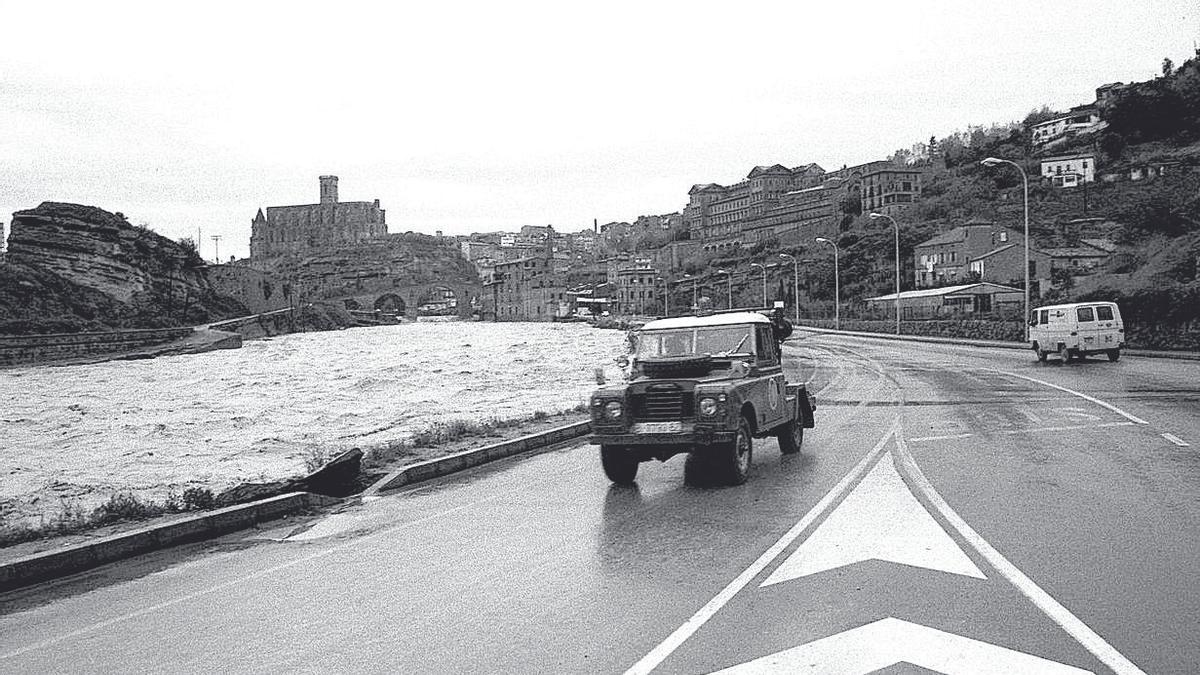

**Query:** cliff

left=0, top=202, right=248, bottom=333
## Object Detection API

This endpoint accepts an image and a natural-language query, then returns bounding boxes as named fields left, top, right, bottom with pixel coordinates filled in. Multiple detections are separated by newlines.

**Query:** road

left=2, top=332, right=1199, bottom=674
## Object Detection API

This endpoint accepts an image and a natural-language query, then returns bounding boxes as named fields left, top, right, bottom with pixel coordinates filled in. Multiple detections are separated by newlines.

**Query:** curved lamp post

left=814, top=236, right=840, bottom=331
left=750, top=262, right=767, bottom=308
left=716, top=269, right=732, bottom=309
left=868, top=212, right=901, bottom=335
left=778, top=253, right=799, bottom=322
left=981, top=156, right=1031, bottom=341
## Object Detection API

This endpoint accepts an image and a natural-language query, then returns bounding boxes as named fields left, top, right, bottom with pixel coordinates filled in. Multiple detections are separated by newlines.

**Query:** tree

left=1163, top=57, right=1175, bottom=78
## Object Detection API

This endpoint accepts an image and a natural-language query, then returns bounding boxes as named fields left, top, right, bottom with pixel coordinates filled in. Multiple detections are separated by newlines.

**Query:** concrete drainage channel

left=0, top=420, right=593, bottom=593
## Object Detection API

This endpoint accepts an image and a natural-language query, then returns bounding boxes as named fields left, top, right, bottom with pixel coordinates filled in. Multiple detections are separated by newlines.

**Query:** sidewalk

left=795, top=325, right=1200, bottom=361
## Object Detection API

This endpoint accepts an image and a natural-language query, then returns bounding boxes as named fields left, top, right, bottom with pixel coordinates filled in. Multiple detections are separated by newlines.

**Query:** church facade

left=249, top=175, right=388, bottom=260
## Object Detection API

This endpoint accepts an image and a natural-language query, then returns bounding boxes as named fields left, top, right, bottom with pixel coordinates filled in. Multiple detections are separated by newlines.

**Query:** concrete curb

left=363, top=419, right=593, bottom=496
left=0, top=491, right=338, bottom=593
left=795, top=326, right=1200, bottom=360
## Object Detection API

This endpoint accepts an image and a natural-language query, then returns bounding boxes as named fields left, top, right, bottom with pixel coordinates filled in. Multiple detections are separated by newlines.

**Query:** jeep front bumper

left=588, top=423, right=736, bottom=448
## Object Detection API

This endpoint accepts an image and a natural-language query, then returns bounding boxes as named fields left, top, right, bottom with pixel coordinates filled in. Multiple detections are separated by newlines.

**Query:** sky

left=1, top=0, right=1197, bottom=260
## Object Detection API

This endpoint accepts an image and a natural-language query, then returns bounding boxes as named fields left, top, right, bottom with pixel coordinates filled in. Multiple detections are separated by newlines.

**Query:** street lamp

left=750, top=262, right=767, bottom=308
left=716, top=269, right=732, bottom=309
left=868, top=212, right=901, bottom=335
left=815, top=237, right=840, bottom=331
left=683, top=273, right=697, bottom=311
left=981, top=156, right=1031, bottom=340
left=778, top=253, right=799, bottom=323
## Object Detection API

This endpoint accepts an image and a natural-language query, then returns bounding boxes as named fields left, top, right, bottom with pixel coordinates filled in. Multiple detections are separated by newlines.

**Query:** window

left=1077, top=307, right=1095, bottom=322
left=1096, top=306, right=1114, bottom=321
left=1039, top=310, right=1049, bottom=324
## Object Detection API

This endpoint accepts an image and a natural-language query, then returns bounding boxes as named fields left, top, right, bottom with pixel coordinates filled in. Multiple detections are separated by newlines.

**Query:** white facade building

left=1041, top=154, right=1096, bottom=188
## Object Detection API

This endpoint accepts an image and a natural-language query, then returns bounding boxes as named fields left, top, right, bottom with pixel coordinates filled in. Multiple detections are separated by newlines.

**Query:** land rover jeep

left=588, top=311, right=815, bottom=486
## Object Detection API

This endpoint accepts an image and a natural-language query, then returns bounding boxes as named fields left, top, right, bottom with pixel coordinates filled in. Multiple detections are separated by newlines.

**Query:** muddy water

left=1, top=322, right=627, bottom=527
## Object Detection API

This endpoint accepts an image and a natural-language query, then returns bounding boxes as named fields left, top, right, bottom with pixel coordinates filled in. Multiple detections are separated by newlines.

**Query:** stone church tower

left=249, top=176, right=387, bottom=261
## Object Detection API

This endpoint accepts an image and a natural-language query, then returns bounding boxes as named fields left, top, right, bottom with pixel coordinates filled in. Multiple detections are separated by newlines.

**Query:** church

left=249, top=175, right=388, bottom=260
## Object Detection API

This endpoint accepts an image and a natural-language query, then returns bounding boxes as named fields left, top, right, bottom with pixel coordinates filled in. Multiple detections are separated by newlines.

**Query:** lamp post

left=778, top=253, right=799, bottom=323
left=716, top=269, right=732, bottom=309
left=981, top=156, right=1031, bottom=340
left=814, top=237, right=840, bottom=331
left=683, top=273, right=697, bottom=311
left=750, top=262, right=767, bottom=308
left=868, top=212, right=901, bottom=335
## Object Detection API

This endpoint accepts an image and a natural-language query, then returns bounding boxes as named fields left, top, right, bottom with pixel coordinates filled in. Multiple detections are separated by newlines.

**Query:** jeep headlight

left=698, top=397, right=719, bottom=416
left=604, top=400, right=624, bottom=420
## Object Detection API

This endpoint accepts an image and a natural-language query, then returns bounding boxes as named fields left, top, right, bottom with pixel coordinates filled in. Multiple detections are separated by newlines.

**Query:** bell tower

left=319, top=175, right=339, bottom=204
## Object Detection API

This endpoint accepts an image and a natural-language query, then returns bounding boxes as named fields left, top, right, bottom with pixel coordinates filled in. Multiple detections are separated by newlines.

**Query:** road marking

left=709, top=617, right=1093, bottom=675
left=761, top=451, right=985, bottom=585
left=999, top=421, right=1136, bottom=436
left=623, top=420, right=899, bottom=675
left=893, top=434, right=1147, bottom=675
left=991, top=370, right=1148, bottom=425
left=1161, top=433, right=1190, bottom=447
left=908, top=432, right=975, bottom=442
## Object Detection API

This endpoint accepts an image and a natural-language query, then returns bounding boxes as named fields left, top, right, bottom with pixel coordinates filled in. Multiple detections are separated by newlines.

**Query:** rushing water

left=0, top=322, right=628, bottom=527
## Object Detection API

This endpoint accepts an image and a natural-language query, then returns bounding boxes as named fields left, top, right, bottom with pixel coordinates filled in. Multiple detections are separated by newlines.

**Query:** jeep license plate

left=633, top=421, right=682, bottom=434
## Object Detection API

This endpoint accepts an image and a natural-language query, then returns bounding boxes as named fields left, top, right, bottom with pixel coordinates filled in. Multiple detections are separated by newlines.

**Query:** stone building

left=249, top=176, right=388, bottom=260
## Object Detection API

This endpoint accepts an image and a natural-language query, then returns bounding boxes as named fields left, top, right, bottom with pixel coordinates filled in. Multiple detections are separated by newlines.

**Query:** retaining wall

left=0, top=327, right=194, bottom=367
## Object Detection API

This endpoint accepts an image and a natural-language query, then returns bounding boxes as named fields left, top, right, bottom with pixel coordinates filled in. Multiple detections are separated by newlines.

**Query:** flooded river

left=1, top=322, right=627, bottom=528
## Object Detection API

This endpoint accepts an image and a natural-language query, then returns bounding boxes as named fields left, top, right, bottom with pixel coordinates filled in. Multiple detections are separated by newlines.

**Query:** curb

left=363, top=419, right=593, bottom=496
left=0, top=491, right=338, bottom=593
left=795, top=326, right=1200, bottom=360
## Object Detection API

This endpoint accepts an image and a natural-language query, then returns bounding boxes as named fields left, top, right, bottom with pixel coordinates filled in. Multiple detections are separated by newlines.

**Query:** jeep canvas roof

left=640, top=312, right=771, bottom=331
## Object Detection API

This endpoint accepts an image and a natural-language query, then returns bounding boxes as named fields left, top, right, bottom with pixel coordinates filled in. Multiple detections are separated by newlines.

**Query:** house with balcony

left=1040, top=154, right=1096, bottom=188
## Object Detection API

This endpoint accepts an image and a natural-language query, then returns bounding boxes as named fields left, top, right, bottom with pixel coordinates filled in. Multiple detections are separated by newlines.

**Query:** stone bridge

left=334, top=282, right=482, bottom=319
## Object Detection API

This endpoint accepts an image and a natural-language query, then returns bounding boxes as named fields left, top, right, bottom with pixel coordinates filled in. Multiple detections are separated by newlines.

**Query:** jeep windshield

left=636, top=325, right=754, bottom=359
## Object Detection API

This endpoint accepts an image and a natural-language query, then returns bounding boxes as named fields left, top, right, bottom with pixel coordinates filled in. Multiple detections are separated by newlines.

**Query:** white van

left=1028, top=301, right=1124, bottom=362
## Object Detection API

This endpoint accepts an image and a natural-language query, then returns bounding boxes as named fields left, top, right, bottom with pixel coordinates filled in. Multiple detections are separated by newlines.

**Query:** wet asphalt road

left=2, top=333, right=1199, bottom=674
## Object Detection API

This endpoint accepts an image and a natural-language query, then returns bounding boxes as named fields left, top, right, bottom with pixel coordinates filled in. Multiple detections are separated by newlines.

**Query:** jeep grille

left=631, top=390, right=694, bottom=421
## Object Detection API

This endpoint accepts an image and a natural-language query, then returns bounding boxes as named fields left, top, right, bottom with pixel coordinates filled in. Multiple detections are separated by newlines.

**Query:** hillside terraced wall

left=0, top=327, right=193, bottom=367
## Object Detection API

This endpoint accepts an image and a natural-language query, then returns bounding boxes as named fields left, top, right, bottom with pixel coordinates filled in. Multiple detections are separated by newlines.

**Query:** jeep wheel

left=715, top=417, right=753, bottom=485
left=683, top=452, right=712, bottom=486
left=776, top=417, right=803, bottom=455
left=1107, top=348, right=1121, bottom=362
left=600, top=446, right=638, bottom=485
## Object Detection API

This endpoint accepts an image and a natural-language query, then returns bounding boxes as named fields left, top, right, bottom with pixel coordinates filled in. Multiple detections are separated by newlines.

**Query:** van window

left=1077, top=307, right=1095, bottom=322
left=1039, top=310, right=1049, bottom=324
left=1096, top=306, right=1114, bottom=321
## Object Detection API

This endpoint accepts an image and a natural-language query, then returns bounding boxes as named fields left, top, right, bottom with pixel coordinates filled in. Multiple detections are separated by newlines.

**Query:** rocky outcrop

left=1, top=202, right=247, bottom=333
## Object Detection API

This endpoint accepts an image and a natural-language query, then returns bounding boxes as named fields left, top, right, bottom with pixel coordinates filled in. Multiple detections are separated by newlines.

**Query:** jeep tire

left=776, top=416, right=804, bottom=455
left=714, top=416, right=753, bottom=485
left=600, top=446, right=638, bottom=485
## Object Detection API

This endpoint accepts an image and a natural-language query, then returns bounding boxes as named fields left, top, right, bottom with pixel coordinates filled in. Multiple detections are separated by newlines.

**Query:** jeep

left=588, top=311, right=816, bottom=485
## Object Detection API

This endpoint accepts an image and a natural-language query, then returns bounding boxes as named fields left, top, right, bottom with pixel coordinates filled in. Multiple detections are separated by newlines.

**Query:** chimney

left=319, top=175, right=339, bottom=204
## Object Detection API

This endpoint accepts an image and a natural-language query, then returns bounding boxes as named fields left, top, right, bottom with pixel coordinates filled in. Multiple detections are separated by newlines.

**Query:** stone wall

left=207, top=265, right=291, bottom=314
left=0, top=327, right=193, bottom=367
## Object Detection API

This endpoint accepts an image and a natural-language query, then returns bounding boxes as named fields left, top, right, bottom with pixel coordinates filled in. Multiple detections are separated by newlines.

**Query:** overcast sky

left=2, top=0, right=1197, bottom=260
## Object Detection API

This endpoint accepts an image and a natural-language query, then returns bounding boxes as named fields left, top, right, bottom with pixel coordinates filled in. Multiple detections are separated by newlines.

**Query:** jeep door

left=754, top=324, right=788, bottom=431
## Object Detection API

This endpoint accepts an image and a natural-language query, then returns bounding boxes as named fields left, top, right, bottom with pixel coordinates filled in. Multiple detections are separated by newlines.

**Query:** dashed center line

left=1161, top=433, right=1190, bottom=447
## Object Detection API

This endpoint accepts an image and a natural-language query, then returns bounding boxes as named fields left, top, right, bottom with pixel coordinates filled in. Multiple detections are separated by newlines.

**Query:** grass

left=365, top=403, right=590, bottom=468
left=0, top=487, right=216, bottom=549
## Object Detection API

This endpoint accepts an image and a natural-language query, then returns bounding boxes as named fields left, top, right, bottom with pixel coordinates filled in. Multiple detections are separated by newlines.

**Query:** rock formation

left=1, top=202, right=247, bottom=333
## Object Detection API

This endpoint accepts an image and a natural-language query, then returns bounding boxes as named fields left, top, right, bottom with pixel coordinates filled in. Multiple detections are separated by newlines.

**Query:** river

left=1, top=322, right=627, bottom=528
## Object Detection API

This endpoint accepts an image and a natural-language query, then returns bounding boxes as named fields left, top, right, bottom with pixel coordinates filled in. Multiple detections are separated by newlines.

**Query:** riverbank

left=0, top=407, right=590, bottom=564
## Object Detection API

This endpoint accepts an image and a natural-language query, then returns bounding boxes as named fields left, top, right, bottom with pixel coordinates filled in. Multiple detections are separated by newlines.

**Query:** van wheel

left=1035, top=347, right=1048, bottom=362
left=1058, top=344, right=1072, bottom=362
left=600, top=446, right=638, bottom=485
left=1107, top=348, right=1121, bottom=362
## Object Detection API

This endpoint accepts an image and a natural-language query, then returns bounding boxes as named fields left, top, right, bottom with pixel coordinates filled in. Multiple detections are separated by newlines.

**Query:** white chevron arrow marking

left=709, top=617, right=1093, bottom=674
left=762, top=451, right=985, bottom=586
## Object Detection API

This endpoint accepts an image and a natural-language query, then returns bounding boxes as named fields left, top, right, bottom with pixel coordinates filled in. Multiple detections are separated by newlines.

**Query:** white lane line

left=0, top=462, right=586, bottom=662
left=999, top=421, right=1136, bottom=435
left=991, top=370, right=1148, bottom=425
left=893, top=435, right=1147, bottom=675
left=908, top=433, right=975, bottom=442
left=624, top=420, right=898, bottom=675
left=1162, top=433, right=1190, bottom=447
